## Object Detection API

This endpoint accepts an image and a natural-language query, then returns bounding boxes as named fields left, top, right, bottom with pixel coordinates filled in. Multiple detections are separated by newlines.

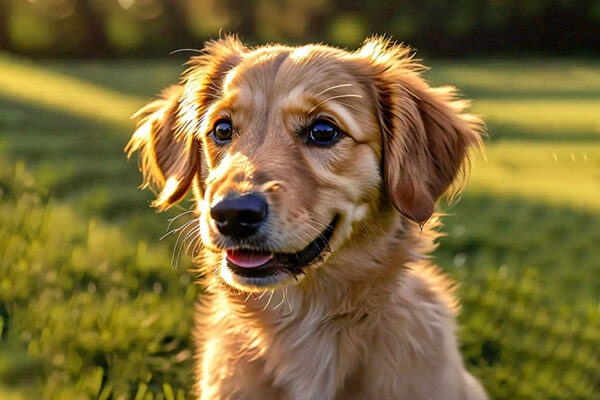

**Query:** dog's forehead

left=220, top=46, right=377, bottom=141
left=228, top=47, right=357, bottom=97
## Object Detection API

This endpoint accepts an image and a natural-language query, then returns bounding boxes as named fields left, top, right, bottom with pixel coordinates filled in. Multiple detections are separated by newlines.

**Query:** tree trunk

left=76, top=0, right=108, bottom=56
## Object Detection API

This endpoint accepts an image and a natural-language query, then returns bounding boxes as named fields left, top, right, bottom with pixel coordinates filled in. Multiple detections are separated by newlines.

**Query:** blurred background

left=2, top=0, right=600, bottom=57
left=0, top=0, right=599, bottom=399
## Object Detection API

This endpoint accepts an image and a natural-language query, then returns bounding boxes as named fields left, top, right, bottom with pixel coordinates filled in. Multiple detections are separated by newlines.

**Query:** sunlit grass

left=427, top=59, right=600, bottom=213
left=467, top=142, right=600, bottom=213
left=0, top=54, right=143, bottom=126
left=428, top=60, right=600, bottom=97
left=473, top=99, right=600, bottom=139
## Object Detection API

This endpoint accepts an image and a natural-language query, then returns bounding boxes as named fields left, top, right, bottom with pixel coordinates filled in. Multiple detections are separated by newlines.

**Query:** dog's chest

left=257, top=313, right=372, bottom=400
left=200, top=301, right=374, bottom=399
left=199, top=273, right=452, bottom=400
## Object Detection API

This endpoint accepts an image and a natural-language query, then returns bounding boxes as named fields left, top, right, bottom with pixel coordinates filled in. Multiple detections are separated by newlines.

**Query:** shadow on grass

left=0, top=97, right=138, bottom=193
left=43, top=59, right=185, bottom=99
left=485, top=120, right=600, bottom=143
left=436, top=194, right=600, bottom=305
left=462, top=91, right=600, bottom=101
left=0, top=96, right=196, bottom=239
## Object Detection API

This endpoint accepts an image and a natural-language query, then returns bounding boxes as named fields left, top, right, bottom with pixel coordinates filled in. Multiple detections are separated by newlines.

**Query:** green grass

left=1, top=55, right=599, bottom=399
left=0, top=163, right=196, bottom=399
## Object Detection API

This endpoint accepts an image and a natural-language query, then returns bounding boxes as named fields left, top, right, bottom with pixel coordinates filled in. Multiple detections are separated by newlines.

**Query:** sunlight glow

left=156, top=177, right=182, bottom=205
left=0, top=55, right=143, bottom=127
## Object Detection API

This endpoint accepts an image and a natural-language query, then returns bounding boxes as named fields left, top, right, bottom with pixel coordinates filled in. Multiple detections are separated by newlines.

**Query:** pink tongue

left=226, top=250, right=273, bottom=268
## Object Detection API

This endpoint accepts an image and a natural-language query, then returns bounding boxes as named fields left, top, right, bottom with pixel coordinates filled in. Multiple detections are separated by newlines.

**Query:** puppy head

left=127, top=36, right=482, bottom=291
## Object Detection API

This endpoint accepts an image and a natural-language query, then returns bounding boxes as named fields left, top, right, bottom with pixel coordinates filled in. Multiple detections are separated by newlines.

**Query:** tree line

left=1, top=0, right=598, bottom=58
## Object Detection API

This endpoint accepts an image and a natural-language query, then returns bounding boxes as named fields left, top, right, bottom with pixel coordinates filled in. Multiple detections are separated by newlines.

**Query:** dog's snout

left=210, top=194, right=268, bottom=237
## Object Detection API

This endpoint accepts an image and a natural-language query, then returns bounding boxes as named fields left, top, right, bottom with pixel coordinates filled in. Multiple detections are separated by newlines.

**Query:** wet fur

left=127, top=36, right=487, bottom=399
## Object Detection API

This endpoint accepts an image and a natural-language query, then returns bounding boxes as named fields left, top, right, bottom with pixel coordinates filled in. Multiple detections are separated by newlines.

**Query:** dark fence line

left=1, top=0, right=599, bottom=58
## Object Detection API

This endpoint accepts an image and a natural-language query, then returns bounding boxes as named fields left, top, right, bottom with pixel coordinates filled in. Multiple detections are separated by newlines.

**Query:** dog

left=126, top=35, right=487, bottom=400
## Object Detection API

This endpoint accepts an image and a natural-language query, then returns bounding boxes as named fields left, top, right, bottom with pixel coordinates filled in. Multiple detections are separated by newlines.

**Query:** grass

left=0, top=55, right=599, bottom=399
left=0, top=165, right=196, bottom=399
left=468, top=143, right=600, bottom=213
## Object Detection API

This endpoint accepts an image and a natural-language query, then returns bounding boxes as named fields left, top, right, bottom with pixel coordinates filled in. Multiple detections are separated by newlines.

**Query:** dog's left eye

left=307, top=120, right=341, bottom=146
left=211, top=119, right=233, bottom=144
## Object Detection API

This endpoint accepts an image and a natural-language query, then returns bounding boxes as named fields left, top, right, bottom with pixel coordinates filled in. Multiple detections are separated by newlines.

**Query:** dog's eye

left=211, top=119, right=233, bottom=143
left=307, top=120, right=341, bottom=146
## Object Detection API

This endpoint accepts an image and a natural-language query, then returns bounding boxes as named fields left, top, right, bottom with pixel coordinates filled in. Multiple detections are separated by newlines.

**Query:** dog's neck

left=202, top=208, right=438, bottom=325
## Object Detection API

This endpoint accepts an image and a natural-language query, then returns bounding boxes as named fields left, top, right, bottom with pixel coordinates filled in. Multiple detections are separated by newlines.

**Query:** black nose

left=210, top=194, right=268, bottom=238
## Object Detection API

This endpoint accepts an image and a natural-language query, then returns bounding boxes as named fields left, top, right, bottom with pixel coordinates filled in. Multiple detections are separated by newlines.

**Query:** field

left=0, top=55, right=599, bottom=399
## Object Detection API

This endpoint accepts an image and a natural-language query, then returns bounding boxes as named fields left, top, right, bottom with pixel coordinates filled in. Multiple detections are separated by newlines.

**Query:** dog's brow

left=308, top=94, right=363, bottom=114
left=316, top=83, right=354, bottom=97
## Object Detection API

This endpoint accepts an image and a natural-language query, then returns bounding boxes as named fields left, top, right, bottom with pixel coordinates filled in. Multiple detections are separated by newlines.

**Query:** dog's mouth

left=224, top=215, right=339, bottom=279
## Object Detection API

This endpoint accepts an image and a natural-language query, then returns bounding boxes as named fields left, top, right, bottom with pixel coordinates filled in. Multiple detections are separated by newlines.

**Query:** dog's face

left=127, top=37, right=481, bottom=291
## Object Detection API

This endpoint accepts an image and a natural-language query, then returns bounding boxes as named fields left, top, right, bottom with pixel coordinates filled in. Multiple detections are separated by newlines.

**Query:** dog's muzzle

left=224, top=215, right=339, bottom=280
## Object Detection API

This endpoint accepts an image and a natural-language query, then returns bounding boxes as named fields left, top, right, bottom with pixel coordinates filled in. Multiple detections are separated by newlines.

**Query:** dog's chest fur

left=195, top=221, right=468, bottom=400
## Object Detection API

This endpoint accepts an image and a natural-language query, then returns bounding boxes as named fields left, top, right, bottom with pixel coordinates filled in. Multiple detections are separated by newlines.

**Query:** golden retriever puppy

left=127, top=36, right=487, bottom=400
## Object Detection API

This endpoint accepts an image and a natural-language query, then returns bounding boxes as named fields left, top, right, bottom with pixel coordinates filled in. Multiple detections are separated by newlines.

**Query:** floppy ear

left=358, top=38, right=484, bottom=225
left=125, top=36, right=246, bottom=210
left=125, top=85, right=198, bottom=210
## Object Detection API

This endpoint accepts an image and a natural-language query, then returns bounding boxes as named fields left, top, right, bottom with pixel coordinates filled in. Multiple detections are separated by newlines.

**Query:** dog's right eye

left=306, top=119, right=341, bottom=146
left=211, top=119, right=233, bottom=144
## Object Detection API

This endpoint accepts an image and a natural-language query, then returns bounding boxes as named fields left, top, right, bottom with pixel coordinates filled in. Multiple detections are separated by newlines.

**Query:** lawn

left=0, top=55, right=599, bottom=399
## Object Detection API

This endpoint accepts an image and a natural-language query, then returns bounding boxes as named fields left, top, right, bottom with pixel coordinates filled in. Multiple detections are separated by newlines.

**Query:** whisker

left=161, top=217, right=196, bottom=241
left=165, top=222, right=196, bottom=268
left=316, top=83, right=353, bottom=97
left=309, top=94, right=362, bottom=114
left=166, top=210, right=196, bottom=231
left=307, top=218, right=330, bottom=230
left=170, top=48, right=201, bottom=55
left=273, top=290, right=286, bottom=310
left=263, top=290, right=275, bottom=311
left=190, top=233, right=205, bottom=257
left=170, top=220, right=198, bottom=269
left=303, top=224, right=327, bottom=242
left=304, top=219, right=331, bottom=244
left=284, top=287, right=293, bottom=315
left=177, top=224, right=201, bottom=262
left=291, top=230, right=312, bottom=246
left=184, top=226, right=202, bottom=256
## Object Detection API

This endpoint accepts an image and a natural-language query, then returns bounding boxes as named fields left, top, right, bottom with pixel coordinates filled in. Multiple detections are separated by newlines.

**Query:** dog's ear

left=357, top=38, right=483, bottom=225
left=126, top=84, right=198, bottom=210
left=126, top=36, right=246, bottom=210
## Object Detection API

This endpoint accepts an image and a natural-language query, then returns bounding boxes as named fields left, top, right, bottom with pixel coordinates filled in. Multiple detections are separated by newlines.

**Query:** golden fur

left=127, top=36, right=487, bottom=400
